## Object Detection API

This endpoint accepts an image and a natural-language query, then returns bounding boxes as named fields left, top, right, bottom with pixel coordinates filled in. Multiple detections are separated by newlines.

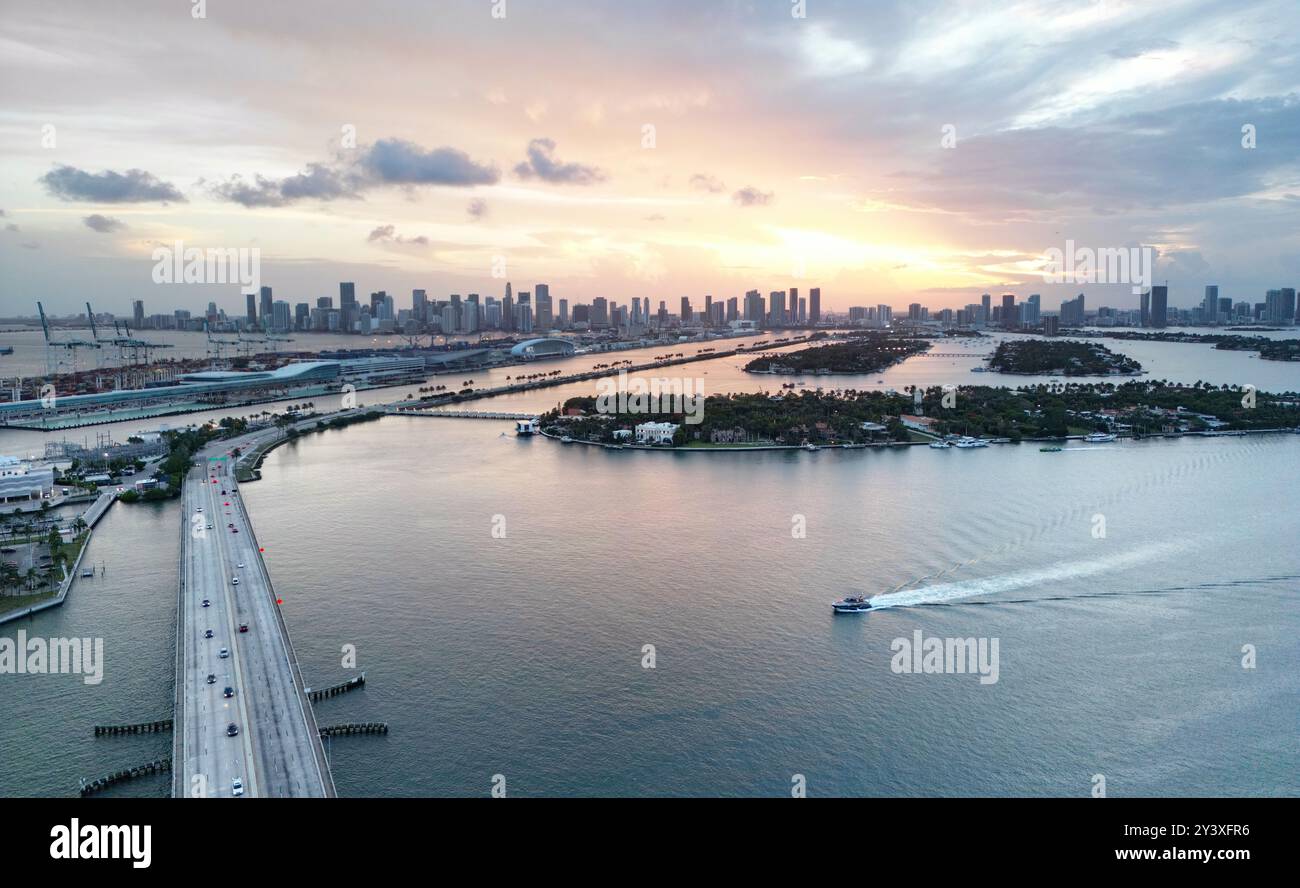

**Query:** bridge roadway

left=174, top=448, right=333, bottom=798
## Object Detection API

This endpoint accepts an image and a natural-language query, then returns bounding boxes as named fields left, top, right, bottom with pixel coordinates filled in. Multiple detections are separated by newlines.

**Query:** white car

left=231, top=577, right=239, bottom=585
left=196, top=508, right=203, bottom=513
left=231, top=777, right=244, bottom=797
left=218, top=648, right=229, bottom=659
left=236, top=563, right=245, bottom=569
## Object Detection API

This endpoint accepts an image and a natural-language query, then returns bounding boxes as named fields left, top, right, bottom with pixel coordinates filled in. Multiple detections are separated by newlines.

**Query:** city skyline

left=2, top=0, right=1299, bottom=317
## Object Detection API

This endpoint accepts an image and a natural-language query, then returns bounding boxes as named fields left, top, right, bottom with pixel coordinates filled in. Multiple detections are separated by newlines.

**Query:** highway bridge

left=173, top=453, right=334, bottom=798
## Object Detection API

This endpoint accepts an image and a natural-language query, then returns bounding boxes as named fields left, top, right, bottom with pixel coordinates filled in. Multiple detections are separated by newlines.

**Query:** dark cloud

left=83, top=214, right=126, bottom=233
left=514, top=138, right=605, bottom=185
left=467, top=197, right=488, bottom=219
left=367, top=224, right=429, bottom=246
left=210, top=139, right=496, bottom=207
left=210, top=163, right=358, bottom=208
left=689, top=174, right=725, bottom=193
left=40, top=165, right=185, bottom=203
left=732, top=186, right=773, bottom=206
left=362, top=138, right=499, bottom=186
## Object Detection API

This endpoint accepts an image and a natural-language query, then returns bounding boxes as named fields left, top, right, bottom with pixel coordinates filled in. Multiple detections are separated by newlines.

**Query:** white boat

left=954, top=437, right=988, bottom=448
left=1084, top=432, right=1117, bottom=443
left=805, top=443, right=819, bottom=451
left=928, top=440, right=952, bottom=449
left=832, top=595, right=873, bottom=613
left=515, top=419, right=540, bottom=435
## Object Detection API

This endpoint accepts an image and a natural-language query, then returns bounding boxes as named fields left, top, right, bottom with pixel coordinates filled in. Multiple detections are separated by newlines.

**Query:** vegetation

left=1099, top=331, right=1300, bottom=362
left=989, top=340, right=1142, bottom=376
left=744, top=333, right=930, bottom=374
left=541, top=379, right=1300, bottom=447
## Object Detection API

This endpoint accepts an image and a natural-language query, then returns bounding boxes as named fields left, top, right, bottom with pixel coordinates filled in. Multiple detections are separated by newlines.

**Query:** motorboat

left=954, top=437, right=988, bottom=448
left=1084, top=432, right=1117, bottom=443
left=832, top=595, right=873, bottom=613
left=929, top=440, right=952, bottom=449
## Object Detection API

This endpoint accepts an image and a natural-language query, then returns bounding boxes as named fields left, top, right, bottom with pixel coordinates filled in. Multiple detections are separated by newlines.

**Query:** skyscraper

left=260, top=287, right=273, bottom=329
left=133, top=299, right=145, bottom=329
left=1150, top=285, right=1168, bottom=328
left=246, top=292, right=258, bottom=326
left=339, top=282, right=356, bottom=333
left=810, top=287, right=821, bottom=324
left=1204, top=285, right=1219, bottom=324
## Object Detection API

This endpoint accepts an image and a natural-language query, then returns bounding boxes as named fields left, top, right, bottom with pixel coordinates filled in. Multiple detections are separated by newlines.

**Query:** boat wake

left=869, top=540, right=1189, bottom=610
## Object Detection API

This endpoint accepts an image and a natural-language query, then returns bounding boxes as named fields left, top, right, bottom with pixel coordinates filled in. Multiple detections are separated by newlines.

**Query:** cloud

left=210, top=163, right=360, bottom=208
left=83, top=214, right=126, bottom=233
left=361, top=138, right=499, bottom=186
left=40, top=165, right=185, bottom=203
left=210, top=139, right=497, bottom=207
left=689, top=173, right=726, bottom=193
left=732, top=186, right=773, bottom=207
left=513, top=138, right=605, bottom=185
left=367, top=224, right=429, bottom=246
left=467, top=198, right=488, bottom=220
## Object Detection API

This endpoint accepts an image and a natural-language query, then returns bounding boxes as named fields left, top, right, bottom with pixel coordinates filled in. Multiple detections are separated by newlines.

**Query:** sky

left=1, top=0, right=1298, bottom=319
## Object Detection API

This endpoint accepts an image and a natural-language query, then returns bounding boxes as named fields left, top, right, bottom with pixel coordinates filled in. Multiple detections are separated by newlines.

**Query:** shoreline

left=537, top=426, right=1299, bottom=454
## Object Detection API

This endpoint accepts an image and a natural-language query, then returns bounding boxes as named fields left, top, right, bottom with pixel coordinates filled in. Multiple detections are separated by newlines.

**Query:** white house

left=634, top=422, right=679, bottom=445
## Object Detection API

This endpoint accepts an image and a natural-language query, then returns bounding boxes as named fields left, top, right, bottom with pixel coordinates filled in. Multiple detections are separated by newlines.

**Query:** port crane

left=85, top=302, right=172, bottom=365
left=38, top=300, right=101, bottom=374
left=205, top=321, right=242, bottom=361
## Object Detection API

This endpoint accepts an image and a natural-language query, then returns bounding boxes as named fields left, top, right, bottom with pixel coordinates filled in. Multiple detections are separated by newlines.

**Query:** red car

left=238, top=624, right=249, bottom=633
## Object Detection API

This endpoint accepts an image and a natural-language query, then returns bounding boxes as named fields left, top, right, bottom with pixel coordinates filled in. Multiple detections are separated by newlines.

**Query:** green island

left=988, top=339, right=1143, bottom=376
left=1096, top=331, right=1300, bottom=362
left=541, top=380, right=1300, bottom=447
left=744, top=332, right=930, bottom=375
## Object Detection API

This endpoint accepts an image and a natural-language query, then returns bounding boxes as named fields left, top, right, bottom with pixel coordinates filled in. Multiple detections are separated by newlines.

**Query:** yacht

left=832, top=594, right=873, bottom=613
left=1084, top=432, right=1117, bottom=443
left=954, top=437, right=989, bottom=448
left=1039, top=445, right=1063, bottom=452
left=929, top=440, right=952, bottom=449
left=515, top=418, right=540, bottom=436
left=805, top=443, right=819, bottom=451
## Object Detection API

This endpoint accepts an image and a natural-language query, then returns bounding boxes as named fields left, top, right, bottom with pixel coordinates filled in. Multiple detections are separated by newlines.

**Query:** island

left=1096, top=331, right=1300, bottom=362
left=744, top=332, right=930, bottom=375
left=988, top=340, right=1143, bottom=376
left=540, top=380, right=1300, bottom=448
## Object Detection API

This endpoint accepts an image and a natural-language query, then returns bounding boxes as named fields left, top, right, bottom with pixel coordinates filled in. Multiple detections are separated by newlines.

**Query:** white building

left=0, top=456, right=55, bottom=502
left=634, top=422, right=679, bottom=445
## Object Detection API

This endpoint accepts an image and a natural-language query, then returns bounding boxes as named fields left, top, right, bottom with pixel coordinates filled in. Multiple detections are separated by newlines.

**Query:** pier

left=172, top=450, right=334, bottom=798
left=306, top=673, right=366, bottom=702
left=95, top=719, right=173, bottom=736
left=319, top=722, right=388, bottom=737
left=79, top=757, right=172, bottom=797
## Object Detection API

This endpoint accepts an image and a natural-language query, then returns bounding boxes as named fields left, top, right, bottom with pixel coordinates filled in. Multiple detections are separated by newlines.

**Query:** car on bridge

left=206, top=673, right=216, bottom=684
left=231, top=577, right=239, bottom=585
left=204, top=629, right=214, bottom=639
left=226, top=723, right=239, bottom=737
left=202, top=599, right=210, bottom=608
left=219, top=647, right=229, bottom=659
left=231, top=777, right=244, bottom=797
left=239, top=623, right=249, bottom=633
left=223, top=686, right=234, bottom=698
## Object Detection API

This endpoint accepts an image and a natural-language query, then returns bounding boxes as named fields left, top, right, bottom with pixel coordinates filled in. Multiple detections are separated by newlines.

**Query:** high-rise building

left=412, top=289, right=427, bottom=326
left=680, top=296, right=692, bottom=323
left=246, top=292, right=258, bottom=326
left=1140, top=289, right=1151, bottom=327
left=810, top=287, right=821, bottom=324
left=271, top=300, right=291, bottom=333
left=133, top=300, right=145, bottom=329
left=1001, top=294, right=1016, bottom=327
left=1202, top=285, right=1219, bottom=324
left=1059, top=293, right=1085, bottom=327
left=981, top=293, right=992, bottom=325
left=339, top=282, right=356, bottom=333
left=259, top=287, right=273, bottom=329
left=744, top=290, right=764, bottom=325
left=1150, top=285, right=1168, bottom=328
